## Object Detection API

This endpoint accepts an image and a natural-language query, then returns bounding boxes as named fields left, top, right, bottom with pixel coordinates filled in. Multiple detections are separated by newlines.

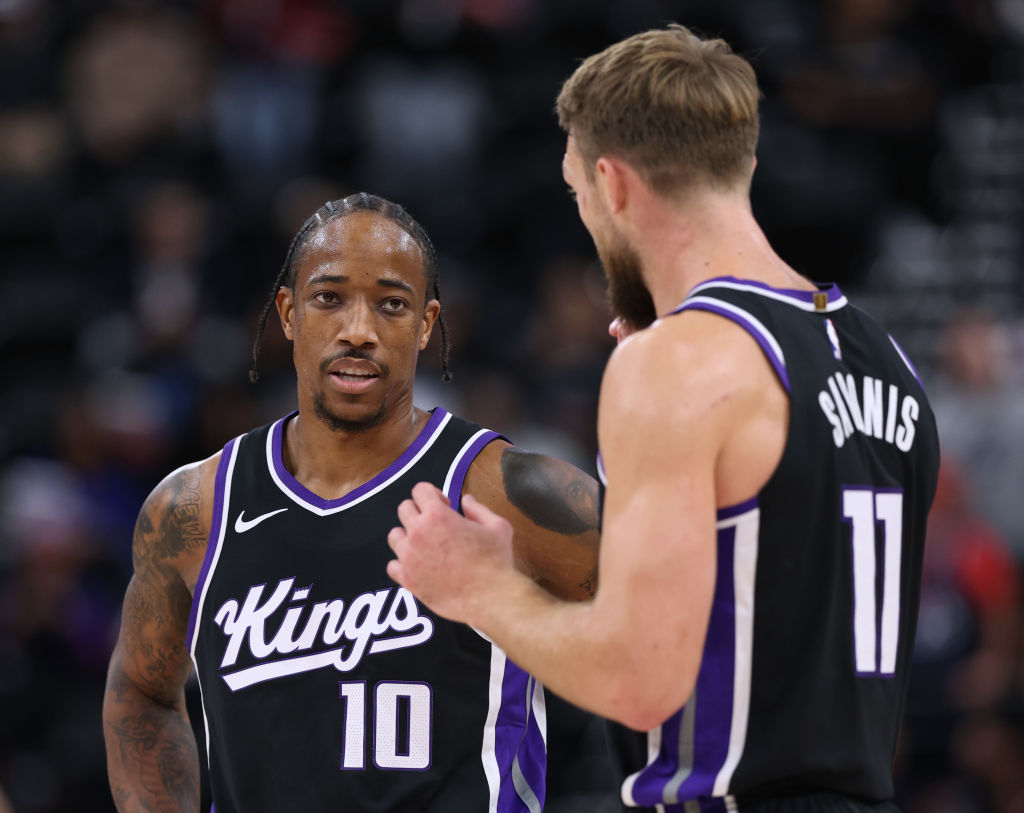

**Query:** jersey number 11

left=842, top=487, right=904, bottom=677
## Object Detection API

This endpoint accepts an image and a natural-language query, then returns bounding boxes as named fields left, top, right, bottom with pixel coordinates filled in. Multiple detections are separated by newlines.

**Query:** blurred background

left=1, top=0, right=1023, bottom=810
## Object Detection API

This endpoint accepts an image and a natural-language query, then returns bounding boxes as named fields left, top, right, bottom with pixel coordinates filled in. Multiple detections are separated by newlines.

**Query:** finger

left=385, top=558, right=406, bottom=586
left=411, top=480, right=447, bottom=509
left=387, top=525, right=407, bottom=555
left=396, top=498, right=420, bottom=529
left=461, top=493, right=500, bottom=525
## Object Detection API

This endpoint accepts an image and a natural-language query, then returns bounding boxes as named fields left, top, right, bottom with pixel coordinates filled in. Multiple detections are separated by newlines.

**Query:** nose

left=338, top=299, right=379, bottom=348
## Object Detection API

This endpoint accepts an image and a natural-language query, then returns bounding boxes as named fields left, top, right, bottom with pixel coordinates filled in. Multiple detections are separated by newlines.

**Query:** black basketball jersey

left=602, top=277, right=940, bottom=811
left=186, top=408, right=547, bottom=813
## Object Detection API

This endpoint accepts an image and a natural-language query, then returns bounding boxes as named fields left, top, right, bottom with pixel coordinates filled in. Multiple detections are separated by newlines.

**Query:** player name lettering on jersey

left=817, top=372, right=919, bottom=451
left=213, top=578, right=434, bottom=691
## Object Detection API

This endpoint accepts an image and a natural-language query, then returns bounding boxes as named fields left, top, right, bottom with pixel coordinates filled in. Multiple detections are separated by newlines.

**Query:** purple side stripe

left=631, top=526, right=738, bottom=806
left=186, top=436, right=237, bottom=651
left=447, top=431, right=501, bottom=510
left=674, top=301, right=791, bottom=393
left=272, top=408, right=448, bottom=510
left=676, top=525, right=737, bottom=799
left=495, top=659, right=535, bottom=813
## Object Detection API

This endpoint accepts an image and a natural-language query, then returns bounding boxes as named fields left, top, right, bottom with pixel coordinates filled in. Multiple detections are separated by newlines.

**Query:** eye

left=313, top=291, right=339, bottom=305
left=381, top=297, right=408, bottom=313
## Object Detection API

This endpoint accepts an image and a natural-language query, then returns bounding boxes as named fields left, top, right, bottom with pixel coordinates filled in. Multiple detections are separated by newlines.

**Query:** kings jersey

left=603, top=278, right=940, bottom=811
left=187, top=408, right=547, bottom=813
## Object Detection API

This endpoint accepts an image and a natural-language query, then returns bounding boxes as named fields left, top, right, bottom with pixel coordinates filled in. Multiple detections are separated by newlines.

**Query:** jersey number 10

left=842, top=487, right=904, bottom=677
left=339, top=681, right=432, bottom=770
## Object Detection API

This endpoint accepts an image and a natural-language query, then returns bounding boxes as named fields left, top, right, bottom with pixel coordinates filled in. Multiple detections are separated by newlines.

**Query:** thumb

left=461, top=493, right=501, bottom=526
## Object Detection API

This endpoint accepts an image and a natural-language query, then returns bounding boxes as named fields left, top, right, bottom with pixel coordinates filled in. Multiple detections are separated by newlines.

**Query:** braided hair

left=249, top=192, right=452, bottom=384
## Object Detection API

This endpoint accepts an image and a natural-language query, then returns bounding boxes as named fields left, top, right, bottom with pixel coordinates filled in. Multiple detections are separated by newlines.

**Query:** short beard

left=599, top=232, right=657, bottom=330
left=312, top=393, right=388, bottom=434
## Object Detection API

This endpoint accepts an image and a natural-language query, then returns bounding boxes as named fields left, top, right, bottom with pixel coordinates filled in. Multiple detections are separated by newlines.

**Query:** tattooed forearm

left=104, top=662, right=199, bottom=812
left=500, top=448, right=600, bottom=535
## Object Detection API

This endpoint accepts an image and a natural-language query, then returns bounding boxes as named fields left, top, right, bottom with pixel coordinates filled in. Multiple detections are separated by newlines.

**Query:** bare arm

left=103, top=459, right=216, bottom=812
left=389, top=313, right=784, bottom=729
left=464, top=441, right=600, bottom=600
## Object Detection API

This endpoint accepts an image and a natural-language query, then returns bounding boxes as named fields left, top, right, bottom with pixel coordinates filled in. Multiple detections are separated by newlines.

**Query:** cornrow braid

left=249, top=193, right=452, bottom=384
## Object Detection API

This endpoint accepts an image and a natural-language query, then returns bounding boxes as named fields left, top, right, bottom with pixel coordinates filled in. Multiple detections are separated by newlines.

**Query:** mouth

left=326, top=359, right=382, bottom=395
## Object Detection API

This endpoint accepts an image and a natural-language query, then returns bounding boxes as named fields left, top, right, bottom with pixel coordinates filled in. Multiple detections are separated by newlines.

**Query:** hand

left=387, top=482, right=515, bottom=625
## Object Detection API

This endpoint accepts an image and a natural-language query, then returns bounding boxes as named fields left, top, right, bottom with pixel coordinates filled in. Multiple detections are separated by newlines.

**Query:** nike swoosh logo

left=234, top=508, right=288, bottom=533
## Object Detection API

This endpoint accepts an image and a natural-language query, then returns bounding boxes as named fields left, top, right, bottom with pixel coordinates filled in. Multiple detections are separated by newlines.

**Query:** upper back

left=653, top=277, right=939, bottom=802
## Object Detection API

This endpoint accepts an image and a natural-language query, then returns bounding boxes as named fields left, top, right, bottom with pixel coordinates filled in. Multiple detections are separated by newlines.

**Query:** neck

left=632, top=188, right=816, bottom=316
left=284, top=394, right=429, bottom=500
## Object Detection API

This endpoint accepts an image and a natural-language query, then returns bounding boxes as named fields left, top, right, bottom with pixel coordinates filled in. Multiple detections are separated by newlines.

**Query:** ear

left=275, top=286, right=295, bottom=341
left=595, top=156, right=628, bottom=214
left=419, top=299, right=441, bottom=350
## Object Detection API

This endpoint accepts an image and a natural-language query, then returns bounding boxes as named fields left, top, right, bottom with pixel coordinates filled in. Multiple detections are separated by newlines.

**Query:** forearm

left=471, top=570, right=665, bottom=729
left=103, top=667, right=200, bottom=813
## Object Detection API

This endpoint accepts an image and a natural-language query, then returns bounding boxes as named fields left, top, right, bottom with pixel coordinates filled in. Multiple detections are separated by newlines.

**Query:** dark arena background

left=2, top=0, right=1024, bottom=811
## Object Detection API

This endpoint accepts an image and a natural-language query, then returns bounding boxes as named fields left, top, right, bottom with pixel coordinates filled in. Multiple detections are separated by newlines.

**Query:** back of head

left=556, top=24, right=760, bottom=197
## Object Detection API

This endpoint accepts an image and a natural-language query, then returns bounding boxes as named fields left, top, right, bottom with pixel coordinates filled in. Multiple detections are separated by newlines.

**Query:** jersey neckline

left=267, top=407, right=451, bottom=514
left=676, top=276, right=847, bottom=314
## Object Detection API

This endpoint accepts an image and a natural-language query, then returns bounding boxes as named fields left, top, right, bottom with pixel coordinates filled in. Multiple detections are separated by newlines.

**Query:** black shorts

left=623, top=792, right=901, bottom=813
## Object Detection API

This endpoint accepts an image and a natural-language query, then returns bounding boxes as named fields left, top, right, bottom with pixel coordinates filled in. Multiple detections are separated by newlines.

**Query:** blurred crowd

left=1, top=0, right=1024, bottom=810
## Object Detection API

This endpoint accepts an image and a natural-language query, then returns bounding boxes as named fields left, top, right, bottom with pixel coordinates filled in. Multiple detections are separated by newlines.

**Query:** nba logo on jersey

left=825, top=318, right=842, bottom=360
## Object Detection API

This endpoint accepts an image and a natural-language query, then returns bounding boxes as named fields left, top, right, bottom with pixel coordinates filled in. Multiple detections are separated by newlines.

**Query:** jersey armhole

left=186, top=435, right=241, bottom=654
left=673, top=298, right=791, bottom=393
left=442, top=430, right=504, bottom=512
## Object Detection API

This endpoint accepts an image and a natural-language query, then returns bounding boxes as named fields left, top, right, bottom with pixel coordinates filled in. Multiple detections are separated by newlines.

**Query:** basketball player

left=388, top=25, right=941, bottom=812
left=102, top=194, right=601, bottom=812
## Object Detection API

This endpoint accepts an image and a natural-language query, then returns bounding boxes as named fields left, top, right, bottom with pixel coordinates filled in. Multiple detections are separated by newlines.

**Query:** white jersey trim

left=265, top=411, right=453, bottom=516
left=712, top=507, right=759, bottom=796
left=687, top=279, right=848, bottom=312
left=684, top=296, right=787, bottom=370
left=482, top=642, right=506, bottom=813
left=189, top=436, right=241, bottom=769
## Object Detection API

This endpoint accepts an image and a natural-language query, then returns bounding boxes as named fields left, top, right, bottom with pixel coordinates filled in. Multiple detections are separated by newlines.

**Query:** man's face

left=562, top=136, right=657, bottom=330
left=276, top=212, right=439, bottom=433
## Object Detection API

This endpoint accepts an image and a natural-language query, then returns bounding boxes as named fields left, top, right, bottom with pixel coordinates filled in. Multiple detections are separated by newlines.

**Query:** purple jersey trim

left=271, top=408, right=449, bottom=510
left=447, top=430, right=501, bottom=510
left=717, top=496, right=758, bottom=521
left=693, top=275, right=844, bottom=306
left=495, top=662, right=546, bottom=812
left=672, top=301, right=791, bottom=393
left=630, top=525, right=739, bottom=805
left=186, top=436, right=238, bottom=650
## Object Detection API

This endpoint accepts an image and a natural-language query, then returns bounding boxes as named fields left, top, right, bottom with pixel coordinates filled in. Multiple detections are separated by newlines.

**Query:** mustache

left=319, top=349, right=389, bottom=376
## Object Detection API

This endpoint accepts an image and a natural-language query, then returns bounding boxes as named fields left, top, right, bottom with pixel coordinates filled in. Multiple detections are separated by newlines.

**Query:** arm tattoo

left=104, top=464, right=205, bottom=811
left=500, top=448, right=599, bottom=535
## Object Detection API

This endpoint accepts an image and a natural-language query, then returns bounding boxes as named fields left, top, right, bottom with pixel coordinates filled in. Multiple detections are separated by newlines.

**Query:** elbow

left=602, top=664, right=697, bottom=732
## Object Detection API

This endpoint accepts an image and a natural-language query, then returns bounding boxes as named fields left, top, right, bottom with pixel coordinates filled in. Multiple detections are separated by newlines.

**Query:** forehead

left=295, top=211, right=427, bottom=287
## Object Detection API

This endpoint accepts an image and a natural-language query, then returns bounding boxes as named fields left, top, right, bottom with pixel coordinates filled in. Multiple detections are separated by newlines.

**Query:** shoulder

left=601, top=310, right=770, bottom=421
left=465, top=440, right=599, bottom=535
left=133, top=451, right=222, bottom=577
left=598, top=309, right=778, bottom=462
